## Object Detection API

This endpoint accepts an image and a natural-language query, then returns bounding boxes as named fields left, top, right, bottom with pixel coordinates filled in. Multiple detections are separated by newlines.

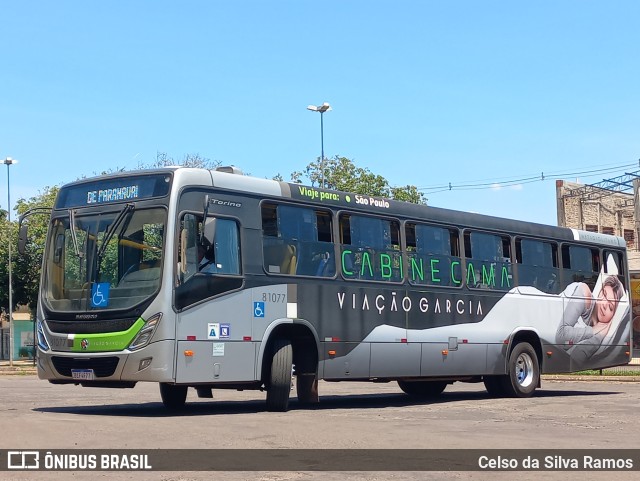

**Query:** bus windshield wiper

left=97, top=203, right=135, bottom=260
left=68, top=209, right=84, bottom=259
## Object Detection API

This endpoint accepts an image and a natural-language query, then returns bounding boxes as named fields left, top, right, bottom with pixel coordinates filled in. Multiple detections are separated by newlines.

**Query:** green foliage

left=0, top=187, right=59, bottom=314
left=573, top=369, right=640, bottom=376
left=389, top=185, right=425, bottom=204
left=4, top=152, right=424, bottom=315
left=291, top=156, right=427, bottom=205
left=2, top=152, right=217, bottom=313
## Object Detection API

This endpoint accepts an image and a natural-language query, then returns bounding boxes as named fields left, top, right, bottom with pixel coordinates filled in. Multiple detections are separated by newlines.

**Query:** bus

left=21, top=166, right=632, bottom=411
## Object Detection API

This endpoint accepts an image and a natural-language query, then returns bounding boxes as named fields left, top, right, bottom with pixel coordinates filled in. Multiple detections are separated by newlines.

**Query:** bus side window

left=178, top=214, right=200, bottom=283
left=603, top=249, right=625, bottom=288
left=175, top=213, right=242, bottom=309
left=406, top=223, right=461, bottom=287
left=199, top=218, right=241, bottom=275
left=515, top=238, right=559, bottom=293
left=561, top=244, right=599, bottom=291
left=464, top=231, right=512, bottom=290
left=260, top=203, right=335, bottom=277
left=339, top=214, right=402, bottom=282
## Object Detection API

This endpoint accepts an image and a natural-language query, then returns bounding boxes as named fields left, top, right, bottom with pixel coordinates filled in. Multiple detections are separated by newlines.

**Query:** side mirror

left=18, top=224, right=28, bottom=255
left=17, top=206, right=52, bottom=256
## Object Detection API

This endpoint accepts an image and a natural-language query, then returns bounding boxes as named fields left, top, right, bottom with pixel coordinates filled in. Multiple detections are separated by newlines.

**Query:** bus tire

left=397, top=380, right=447, bottom=397
left=502, top=342, right=539, bottom=398
left=483, top=375, right=507, bottom=396
left=160, top=383, right=188, bottom=409
left=266, top=338, right=293, bottom=412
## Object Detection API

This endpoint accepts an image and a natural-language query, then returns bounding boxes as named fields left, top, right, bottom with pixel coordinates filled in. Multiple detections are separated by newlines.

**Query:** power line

left=419, top=160, right=640, bottom=194
left=418, top=160, right=638, bottom=189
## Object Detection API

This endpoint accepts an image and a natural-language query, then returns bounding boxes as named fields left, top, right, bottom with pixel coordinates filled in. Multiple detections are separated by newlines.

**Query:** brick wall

left=556, top=179, right=640, bottom=270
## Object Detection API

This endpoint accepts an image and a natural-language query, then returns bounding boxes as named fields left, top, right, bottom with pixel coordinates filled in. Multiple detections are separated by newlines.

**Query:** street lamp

left=3, top=157, right=17, bottom=367
left=307, top=102, right=331, bottom=188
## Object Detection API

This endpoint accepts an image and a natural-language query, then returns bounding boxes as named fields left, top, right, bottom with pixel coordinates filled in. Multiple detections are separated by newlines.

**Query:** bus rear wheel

left=266, top=338, right=293, bottom=412
left=503, top=342, right=539, bottom=398
left=397, top=380, right=447, bottom=397
left=160, top=383, right=188, bottom=409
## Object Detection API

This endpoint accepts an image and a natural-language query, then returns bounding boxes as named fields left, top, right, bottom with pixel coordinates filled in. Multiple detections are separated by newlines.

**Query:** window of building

left=585, top=225, right=598, bottom=232
left=601, top=226, right=614, bottom=236
left=624, top=229, right=635, bottom=248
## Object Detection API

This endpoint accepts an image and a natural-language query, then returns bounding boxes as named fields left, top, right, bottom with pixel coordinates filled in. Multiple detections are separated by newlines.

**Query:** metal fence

left=0, top=329, right=9, bottom=360
left=572, top=356, right=640, bottom=376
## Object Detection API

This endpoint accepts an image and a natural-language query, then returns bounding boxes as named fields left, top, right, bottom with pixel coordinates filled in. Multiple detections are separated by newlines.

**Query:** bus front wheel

left=266, top=338, right=293, bottom=412
left=503, top=342, right=539, bottom=398
left=160, top=383, right=188, bottom=409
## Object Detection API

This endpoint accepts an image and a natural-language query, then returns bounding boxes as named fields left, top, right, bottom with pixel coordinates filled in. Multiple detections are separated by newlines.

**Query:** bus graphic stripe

left=70, top=318, right=146, bottom=353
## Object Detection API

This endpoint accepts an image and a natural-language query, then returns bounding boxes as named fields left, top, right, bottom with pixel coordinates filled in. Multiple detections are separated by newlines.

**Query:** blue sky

left=1, top=1, right=639, bottom=225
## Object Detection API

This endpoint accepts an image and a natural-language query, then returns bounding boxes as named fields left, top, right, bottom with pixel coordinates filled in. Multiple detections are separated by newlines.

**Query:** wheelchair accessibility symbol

left=91, top=283, right=110, bottom=308
left=254, top=301, right=265, bottom=318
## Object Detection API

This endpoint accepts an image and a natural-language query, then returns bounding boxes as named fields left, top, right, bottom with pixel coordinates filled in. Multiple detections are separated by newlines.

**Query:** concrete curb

left=0, top=367, right=37, bottom=375
left=542, top=374, right=640, bottom=382
left=0, top=361, right=37, bottom=375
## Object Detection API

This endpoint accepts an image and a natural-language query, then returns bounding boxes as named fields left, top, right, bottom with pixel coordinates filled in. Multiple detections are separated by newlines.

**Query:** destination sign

left=55, top=174, right=172, bottom=209
left=288, top=183, right=393, bottom=211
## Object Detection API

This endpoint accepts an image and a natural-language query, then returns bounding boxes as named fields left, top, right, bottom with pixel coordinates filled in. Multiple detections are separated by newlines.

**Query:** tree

left=288, top=156, right=427, bottom=205
left=0, top=187, right=58, bottom=315
left=143, top=151, right=221, bottom=170
left=389, top=185, right=426, bottom=205
left=0, top=210, right=13, bottom=312
left=5, top=152, right=424, bottom=315
left=2, top=152, right=221, bottom=314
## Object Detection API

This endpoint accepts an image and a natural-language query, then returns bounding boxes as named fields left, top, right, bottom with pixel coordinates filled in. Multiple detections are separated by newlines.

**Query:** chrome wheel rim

left=515, top=352, right=534, bottom=388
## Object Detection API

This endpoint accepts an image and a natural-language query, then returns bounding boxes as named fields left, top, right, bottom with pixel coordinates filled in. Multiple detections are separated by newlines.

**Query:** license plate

left=71, top=369, right=95, bottom=381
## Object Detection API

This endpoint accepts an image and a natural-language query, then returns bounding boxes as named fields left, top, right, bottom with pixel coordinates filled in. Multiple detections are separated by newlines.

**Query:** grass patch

left=572, top=369, right=640, bottom=376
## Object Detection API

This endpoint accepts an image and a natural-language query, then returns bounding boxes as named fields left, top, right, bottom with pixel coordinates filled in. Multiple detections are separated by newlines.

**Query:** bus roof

left=58, top=166, right=627, bottom=249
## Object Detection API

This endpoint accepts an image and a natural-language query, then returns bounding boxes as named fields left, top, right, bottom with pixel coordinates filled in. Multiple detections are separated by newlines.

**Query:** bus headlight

left=37, top=320, right=50, bottom=351
left=129, top=313, right=162, bottom=351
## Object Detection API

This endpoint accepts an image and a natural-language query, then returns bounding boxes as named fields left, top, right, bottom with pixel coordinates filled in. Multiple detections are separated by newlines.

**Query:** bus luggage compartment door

left=176, top=340, right=257, bottom=383
left=420, top=341, right=488, bottom=376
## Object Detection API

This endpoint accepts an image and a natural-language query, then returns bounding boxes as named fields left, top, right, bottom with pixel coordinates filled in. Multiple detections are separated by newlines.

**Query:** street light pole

left=3, top=157, right=17, bottom=367
left=307, top=102, right=331, bottom=188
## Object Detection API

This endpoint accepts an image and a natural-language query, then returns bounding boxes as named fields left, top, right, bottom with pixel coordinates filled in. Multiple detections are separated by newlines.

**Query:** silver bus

left=23, top=166, right=632, bottom=411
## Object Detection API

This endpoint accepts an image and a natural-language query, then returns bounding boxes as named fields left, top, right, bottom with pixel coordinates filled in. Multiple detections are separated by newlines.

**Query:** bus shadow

left=33, top=387, right=621, bottom=418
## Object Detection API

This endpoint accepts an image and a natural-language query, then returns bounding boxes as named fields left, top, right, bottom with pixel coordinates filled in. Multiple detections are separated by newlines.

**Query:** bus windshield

left=43, top=206, right=166, bottom=312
